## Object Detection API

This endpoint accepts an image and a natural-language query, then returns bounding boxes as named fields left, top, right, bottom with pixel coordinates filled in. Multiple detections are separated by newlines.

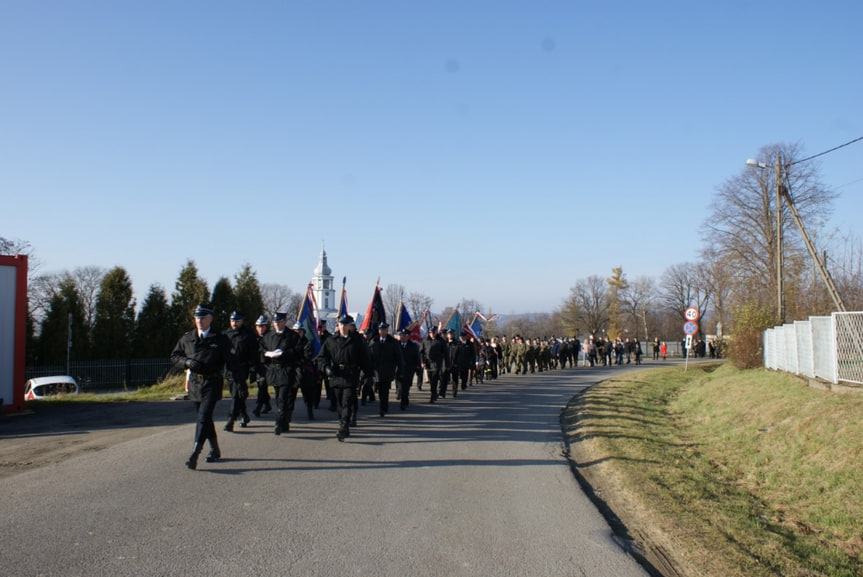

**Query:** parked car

left=24, top=376, right=80, bottom=400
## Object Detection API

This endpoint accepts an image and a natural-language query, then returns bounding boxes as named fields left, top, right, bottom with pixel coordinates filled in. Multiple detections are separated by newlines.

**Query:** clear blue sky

left=2, top=1, right=861, bottom=314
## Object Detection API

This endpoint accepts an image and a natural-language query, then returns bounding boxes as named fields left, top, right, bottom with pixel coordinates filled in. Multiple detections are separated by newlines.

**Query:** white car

left=24, top=376, right=80, bottom=400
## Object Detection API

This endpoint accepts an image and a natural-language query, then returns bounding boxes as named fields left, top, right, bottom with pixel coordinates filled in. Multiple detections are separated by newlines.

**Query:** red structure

left=0, top=254, right=28, bottom=412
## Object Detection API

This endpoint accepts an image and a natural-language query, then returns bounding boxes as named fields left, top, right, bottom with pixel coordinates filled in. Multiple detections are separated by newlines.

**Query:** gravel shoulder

left=0, top=400, right=194, bottom=481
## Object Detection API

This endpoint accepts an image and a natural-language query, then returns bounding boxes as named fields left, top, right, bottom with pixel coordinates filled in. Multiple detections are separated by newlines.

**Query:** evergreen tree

left=170, top=260, right=209, bottom=339
left=91, top=266, right=136, bottom=360
left=135, top=284, right=175, bottom=358
left=234, top=263, right=265, bottom=322
left=38, top=275, right=89, bottom=364
left=210, top=276, right=235, bottom=332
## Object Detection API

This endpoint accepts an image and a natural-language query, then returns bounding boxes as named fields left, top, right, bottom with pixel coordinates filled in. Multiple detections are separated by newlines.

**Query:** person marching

left=291, top=321, right=320, bottom=420
left=368, top=322, right=404, bottom=418
left=223, top=311, right=256, bottom=432
left=315, top=314, right=374, bottom=441
left=260, top=312, right=305, bottom=435
left=397, top=328, right=421, bottom=410
left=251, top=315, right=272, bottom=417
left=420, top=326, right=448, bottom=403
left=170, top=304, right=237, bottom=470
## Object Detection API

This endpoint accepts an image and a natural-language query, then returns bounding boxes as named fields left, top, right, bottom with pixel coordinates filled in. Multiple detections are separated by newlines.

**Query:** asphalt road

left=1, top=367, right=654, bottom=577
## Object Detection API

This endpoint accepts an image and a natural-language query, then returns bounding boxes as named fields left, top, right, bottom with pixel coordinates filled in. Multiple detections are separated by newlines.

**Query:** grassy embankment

left=564, top=362, right=863, bottom=576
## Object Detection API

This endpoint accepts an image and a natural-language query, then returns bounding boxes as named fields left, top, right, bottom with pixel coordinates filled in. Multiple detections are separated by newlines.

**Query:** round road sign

left=684, top=307, right=700, bottom=321
left=683, top=321, right=698, bottom=335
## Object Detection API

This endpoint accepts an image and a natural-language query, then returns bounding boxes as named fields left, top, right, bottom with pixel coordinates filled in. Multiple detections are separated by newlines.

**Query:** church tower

left=312, top=244, right=337, bottom=322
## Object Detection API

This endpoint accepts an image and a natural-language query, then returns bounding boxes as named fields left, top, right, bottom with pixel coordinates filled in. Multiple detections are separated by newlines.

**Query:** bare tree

left=72, top=266, right=107, bottom=329
left=405, top=291, right=433, bottom=322
left=703, top=142, right=835, bottom=320
left=621, top=276, right=655, bottom=341
left=29, top=272, right=64, bottom=325
left=561, top=275, right=609, bottom=337
left=382, top=283, right=406, bottom=324
left=261, top=283, right=296, bottom=317
left=659, top=263, right=710, bottom=336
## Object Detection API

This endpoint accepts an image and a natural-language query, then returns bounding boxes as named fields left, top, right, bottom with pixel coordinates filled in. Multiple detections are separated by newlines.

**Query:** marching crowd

left=169, top=304, right=663, bottom=470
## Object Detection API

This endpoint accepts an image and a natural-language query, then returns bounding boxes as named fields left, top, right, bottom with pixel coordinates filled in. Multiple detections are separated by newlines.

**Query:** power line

left=791, top=135, right=863, bottom=165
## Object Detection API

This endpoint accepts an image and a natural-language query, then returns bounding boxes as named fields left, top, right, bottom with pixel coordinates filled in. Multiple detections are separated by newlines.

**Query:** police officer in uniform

left=368, top=322, right=404, bottom=418
left=224, top=311, right=256, bottom=432
left=260, top=312, right=305, bottom=435
left=315, top=315, right=374, bottom=441
left=251, top=315, right=272, bottom=417
left=170, top=304, right=237, bottom=470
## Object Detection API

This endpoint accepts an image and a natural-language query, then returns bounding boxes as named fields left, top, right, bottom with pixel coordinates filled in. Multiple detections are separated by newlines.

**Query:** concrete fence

left=763, top=312, right=863, bottom=386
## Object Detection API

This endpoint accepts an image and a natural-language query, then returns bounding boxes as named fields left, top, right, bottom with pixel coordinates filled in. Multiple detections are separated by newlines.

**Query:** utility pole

left=775, top=155, right=785, bottom=325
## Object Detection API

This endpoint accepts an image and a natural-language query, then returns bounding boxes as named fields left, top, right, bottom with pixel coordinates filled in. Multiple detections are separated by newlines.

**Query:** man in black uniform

left=420, top=326, right=448, bottom=403
left=260, top=312, right=305, bottom=435
left=170, top=304, right=237, bottom=470
left=291, top=321, right=319, bottom=420
left=224, top=311, right=256, bottom=432
left=452, top=331, right=476, bottom=395
left=315, top=314, right=373, bottom=441
left=251, top=315, right=272, bottom=417
left=397, top=328, right=421, bottom=410
left=368, top=322, right=404, bottom=418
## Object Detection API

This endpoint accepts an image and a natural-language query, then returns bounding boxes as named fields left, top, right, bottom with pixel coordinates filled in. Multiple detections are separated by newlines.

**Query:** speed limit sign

left=684, top=307, right=699, bottom=321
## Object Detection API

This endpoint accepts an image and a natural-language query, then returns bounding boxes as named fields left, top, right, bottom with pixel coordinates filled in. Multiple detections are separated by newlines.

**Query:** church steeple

left=312, top=242, right=336, bottom=321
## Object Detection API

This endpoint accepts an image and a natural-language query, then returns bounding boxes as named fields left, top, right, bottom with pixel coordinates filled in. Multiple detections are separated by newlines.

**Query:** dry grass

left=564, top=362, right=863, bottom=576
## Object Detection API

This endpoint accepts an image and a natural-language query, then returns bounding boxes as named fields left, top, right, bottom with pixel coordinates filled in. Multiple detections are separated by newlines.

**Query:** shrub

left=728, top=302, right=774, bottom=369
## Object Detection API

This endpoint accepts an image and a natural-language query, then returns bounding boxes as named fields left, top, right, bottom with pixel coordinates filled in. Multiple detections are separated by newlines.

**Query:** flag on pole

left=462, top=321, right=477, bottom=340
left=476, top=312, right=500, bottom=323
left=444, top=306, right=461, bottom=336
left=359, top=281, right=386, bottom=333
left=297, top=284, right=322, bottom=355
left=396, top=301, right=425, bottom=345
left=469, top=313, right=483, bottom=338
left=394, top=300, right=412, bottom=333
left=338, top=276, right=349, bottom=318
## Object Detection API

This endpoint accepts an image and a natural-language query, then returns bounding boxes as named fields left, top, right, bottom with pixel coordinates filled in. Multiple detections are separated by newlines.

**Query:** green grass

left=566, top=363, right=863, bottom=576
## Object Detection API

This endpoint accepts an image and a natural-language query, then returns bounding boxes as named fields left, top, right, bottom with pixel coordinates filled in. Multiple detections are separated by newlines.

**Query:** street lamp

left=746, top=156, right=785, bottom=325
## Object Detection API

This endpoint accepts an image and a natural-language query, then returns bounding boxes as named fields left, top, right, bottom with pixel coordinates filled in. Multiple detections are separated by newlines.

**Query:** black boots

left=205, top=439, right=221, bottom=463
left=241, top=413, right=250, bottom=427
left=224, top=419, right=234, bottom=432
left=185, top=442, right=202, bottom=470
left=307, top=404, right=315, bottom=420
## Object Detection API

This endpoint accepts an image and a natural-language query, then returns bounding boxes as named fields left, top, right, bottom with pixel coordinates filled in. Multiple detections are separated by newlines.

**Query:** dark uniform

left=420, top=327, right=448, bottom=403
left=292, top=322, right=320, bottom=420
left=223, top=311, right=256, bottom=431
left=397, top=329, right=421, bottom=410
left=315, top=315, right=373, bottom=441
left=252, top=315, right=272, bottom=417
left=452, top=333, right=476, bottom=393
left=260, top=312, right=305, bottom=435
left=368, top=322, right=404, bottom=417
left=170, top=304, right=237, bottom=470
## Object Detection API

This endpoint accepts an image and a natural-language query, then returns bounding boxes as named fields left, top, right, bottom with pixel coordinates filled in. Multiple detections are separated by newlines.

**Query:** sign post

left=683, top=307, right=699, bottom=372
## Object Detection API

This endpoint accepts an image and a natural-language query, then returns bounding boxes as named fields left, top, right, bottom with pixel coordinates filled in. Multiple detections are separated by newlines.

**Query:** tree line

left=5, top=142, right=861, bottom=368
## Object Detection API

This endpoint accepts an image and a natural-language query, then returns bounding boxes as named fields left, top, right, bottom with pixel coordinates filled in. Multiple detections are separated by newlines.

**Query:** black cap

left=338, top=314, right=355, bottom=325
left=230, top=311, right=244, bottom=321
left=273, top=312, right=288, bottom=322
left=398, top=328, right=411, bottom=336
left=429, top=326, right=439, bottom=333
left=378, top=322, right=389, bottom=329
left=193, top=304, right=213, bottom=318
left=255, top=315, right=268, bottom=326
